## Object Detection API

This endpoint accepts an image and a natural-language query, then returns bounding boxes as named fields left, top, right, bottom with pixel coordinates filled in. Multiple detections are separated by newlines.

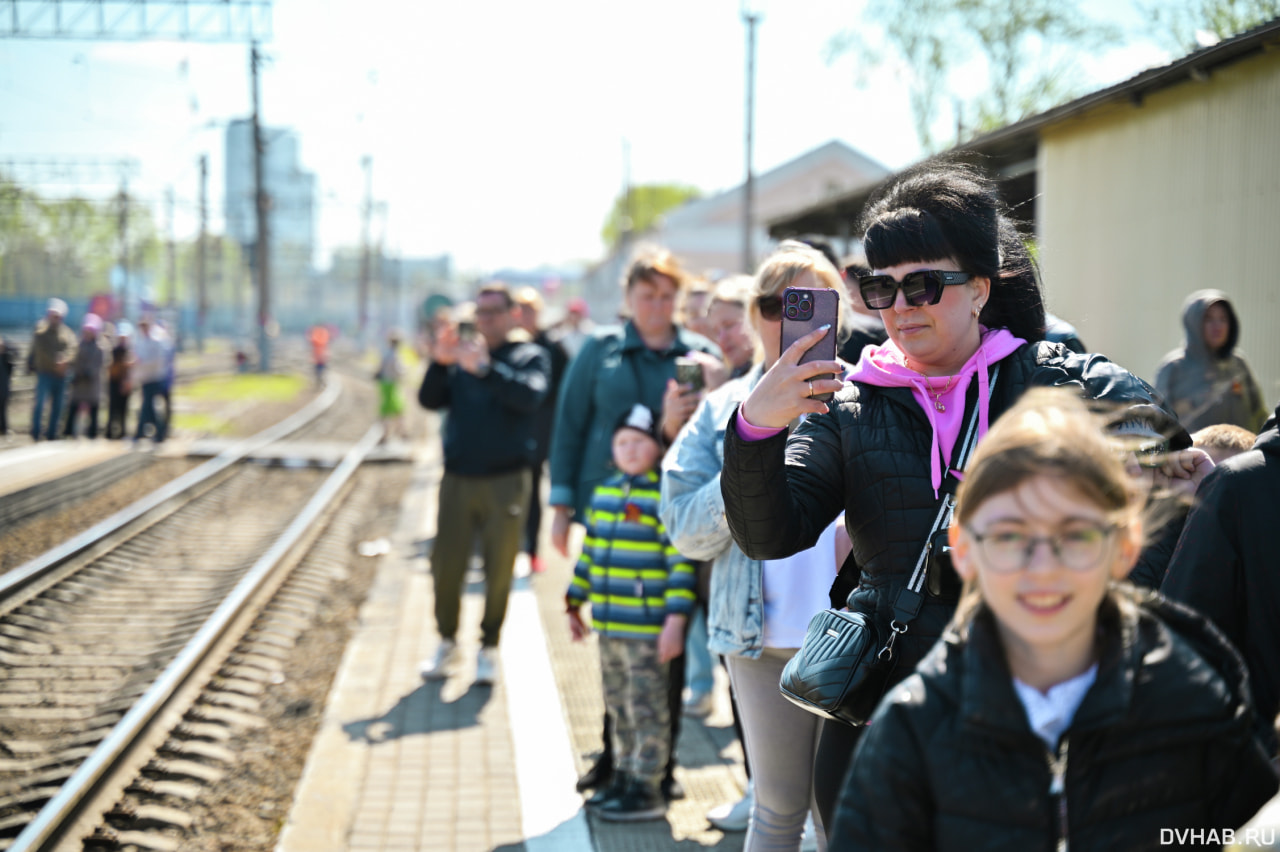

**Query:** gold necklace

left=907, top=362, right=958, bottom=411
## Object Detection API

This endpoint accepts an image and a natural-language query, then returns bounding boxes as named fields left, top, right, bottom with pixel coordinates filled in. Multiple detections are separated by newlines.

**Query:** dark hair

left=795, top=236, right=843, bottom=277
left=476, top=281, right=514, bottom=308
left=858, top=157, right=1045, bottom=342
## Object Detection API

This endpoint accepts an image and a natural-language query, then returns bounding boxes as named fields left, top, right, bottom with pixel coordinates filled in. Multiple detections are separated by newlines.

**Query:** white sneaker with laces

left=706, top=779, right=754, bottom=832
left=474, top=646, right=499, bottom=685
left=419, top=639, right=459, bottom=681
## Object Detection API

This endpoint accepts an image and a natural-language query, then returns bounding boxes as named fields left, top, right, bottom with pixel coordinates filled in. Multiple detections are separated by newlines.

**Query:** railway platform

left=275, top=428, right=750, bottom=852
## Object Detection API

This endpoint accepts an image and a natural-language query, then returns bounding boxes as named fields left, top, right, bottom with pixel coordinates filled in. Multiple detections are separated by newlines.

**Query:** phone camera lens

left=786, top=292, right=799, bottom=304
left=799, top=299, right=812, bottom=312
left=785, top=306, right=798, bottom=319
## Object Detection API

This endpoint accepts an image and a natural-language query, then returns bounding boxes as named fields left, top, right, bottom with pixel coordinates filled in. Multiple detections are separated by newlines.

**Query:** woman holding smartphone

left=718, top=158, right=1196, bottom=828
left=661, top=243, right=851, bottom=851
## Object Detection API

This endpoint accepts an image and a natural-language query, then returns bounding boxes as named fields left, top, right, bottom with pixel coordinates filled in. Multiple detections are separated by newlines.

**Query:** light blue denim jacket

left=659, top=364, right=766, bottom=658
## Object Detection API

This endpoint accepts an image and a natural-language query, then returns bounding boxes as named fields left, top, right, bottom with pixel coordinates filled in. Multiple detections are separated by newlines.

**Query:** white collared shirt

left=1012, top=664, right=1099, bottom=751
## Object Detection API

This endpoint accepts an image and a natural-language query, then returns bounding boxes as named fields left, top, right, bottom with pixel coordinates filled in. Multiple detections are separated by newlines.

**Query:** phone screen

left=779, top=287, right=838, bottom=401
left=675, top=356, right=704, bottom=391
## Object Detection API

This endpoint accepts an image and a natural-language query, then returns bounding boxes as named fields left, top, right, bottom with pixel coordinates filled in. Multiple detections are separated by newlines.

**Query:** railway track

left=0, top=371, right=398, bottom=851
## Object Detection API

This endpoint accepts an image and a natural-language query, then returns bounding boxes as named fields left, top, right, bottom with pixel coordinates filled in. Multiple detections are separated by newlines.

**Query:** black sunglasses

left=858, top=269, right=972, bottom=310
left=756, top=294, right=783, bottom=321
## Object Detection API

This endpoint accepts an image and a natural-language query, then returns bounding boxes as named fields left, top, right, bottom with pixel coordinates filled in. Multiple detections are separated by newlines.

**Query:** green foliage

left=0, top=173, right=162, bottom=300
left=1140, top=0, right=1280, bottom=54
left=829, top=0, right=1119, bottom=150
left=601, top=183, right=702, bottom=248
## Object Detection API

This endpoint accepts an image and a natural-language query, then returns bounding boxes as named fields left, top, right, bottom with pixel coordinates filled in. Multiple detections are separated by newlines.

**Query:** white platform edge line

left=503, top=586, right=594, bottom=851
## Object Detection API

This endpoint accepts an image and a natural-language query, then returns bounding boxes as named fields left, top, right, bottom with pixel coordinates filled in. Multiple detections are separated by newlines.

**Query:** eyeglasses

left=858, top=269, right=972, bottom=310
left=756, top=294, right=783, bottom=321
left=474, top=306, right=509, bottom=317
left=964, top=523, right=1118, bottom=573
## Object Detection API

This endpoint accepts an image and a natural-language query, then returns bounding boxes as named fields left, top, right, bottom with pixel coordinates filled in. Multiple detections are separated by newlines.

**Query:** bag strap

left=878, top=363, right=1000, bottom=661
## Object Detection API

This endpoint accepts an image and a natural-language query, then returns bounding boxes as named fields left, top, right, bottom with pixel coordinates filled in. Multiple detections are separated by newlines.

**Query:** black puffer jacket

left=830, top=596, right=1279, bottom=851
left=721, top=341, right=1188, bottom=688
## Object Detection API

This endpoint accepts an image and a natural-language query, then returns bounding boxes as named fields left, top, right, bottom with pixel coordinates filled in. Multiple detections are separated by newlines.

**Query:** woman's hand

left=661, top=378, right=701, bottom=443
left=687, top=350, right=731, bottom=392
left=657, top=614, right=687, bottom=664
left=430, top=325, right=460, bottom=366
left=551, top=506, right=572, bottom=557
left=739, top=325, right=842, bottom=429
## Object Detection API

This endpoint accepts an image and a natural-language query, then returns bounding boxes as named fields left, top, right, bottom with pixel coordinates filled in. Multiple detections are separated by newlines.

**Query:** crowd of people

left=0, top=298, right=175, bottom=445
left=403, top=156, right=1279, bottom=848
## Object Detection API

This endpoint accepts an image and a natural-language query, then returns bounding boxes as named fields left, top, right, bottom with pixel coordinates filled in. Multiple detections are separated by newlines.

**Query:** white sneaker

left=474, top=646, right=499, bottom=685
left=801, top=810, right=819, bottom=851
left=706, top=779, right=754, bottom=832
left=419, top=639, right=459, bottom=681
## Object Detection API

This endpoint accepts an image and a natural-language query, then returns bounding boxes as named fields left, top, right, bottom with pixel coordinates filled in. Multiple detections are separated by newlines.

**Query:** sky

left=0, top=0, right=1171, bottom=276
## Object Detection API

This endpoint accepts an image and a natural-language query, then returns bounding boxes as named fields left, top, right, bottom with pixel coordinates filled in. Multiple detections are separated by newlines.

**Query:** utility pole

left=196, top=154, right=208, bottom=352
left=251, top=42, right=272, bottom=372
left=116, top=178, right=129, bottom=314
left=165, top=185, right=177, bottom=328
left=741, top=2, right=760, bottom=275
left=358, top=154, right=372, bottom=351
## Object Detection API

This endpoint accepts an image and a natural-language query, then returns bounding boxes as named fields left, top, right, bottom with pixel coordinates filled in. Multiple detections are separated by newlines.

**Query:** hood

left=1180, top=289, right=1238, bottom=361
left=847, top=327, right=1025, bottom=495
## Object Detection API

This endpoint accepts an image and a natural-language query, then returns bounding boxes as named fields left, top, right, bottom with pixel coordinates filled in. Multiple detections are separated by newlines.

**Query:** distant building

left=579, top=139, right=890, bottom=323
left=224, top=119, right=317, bottom=324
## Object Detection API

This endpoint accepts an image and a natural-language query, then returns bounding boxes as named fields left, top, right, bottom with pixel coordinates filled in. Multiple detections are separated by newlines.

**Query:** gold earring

left=972, top=304, right=982, bottom=318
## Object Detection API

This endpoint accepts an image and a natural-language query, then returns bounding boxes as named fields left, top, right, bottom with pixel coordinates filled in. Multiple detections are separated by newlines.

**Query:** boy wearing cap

left=566, top=404, right=695, bottom=822
left=29, top=297, right=77, bottom=441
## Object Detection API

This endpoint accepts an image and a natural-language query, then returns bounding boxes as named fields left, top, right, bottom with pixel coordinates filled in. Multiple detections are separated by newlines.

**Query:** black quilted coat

left=720, top=342, right=1188, bottom=692
left=830, top=596, right=1279, bottom=851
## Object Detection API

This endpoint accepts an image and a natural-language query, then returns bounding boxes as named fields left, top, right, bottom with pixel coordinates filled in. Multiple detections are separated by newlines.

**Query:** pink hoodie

left=846, top=328, right=1025, bottom=495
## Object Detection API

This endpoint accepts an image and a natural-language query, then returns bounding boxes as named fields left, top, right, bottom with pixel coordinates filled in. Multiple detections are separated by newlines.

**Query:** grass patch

left=171, top=410, right=233, bottom=435
left=181, top=373, right=307, bottom=403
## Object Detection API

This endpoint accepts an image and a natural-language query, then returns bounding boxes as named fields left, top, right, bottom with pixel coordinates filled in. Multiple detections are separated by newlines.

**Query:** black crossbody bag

left=778, top=365, right=998, bottom=726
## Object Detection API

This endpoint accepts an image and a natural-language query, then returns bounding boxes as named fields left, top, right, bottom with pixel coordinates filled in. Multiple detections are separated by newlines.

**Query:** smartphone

left=674, top=355, right=704, bottom=392
left=780, top=286, right=838, bottom=402
left=457, top=320, right=477, bottom=340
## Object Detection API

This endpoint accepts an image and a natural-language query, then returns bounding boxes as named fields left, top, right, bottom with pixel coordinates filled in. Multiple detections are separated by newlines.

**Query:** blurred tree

left=601, top=183, right=702, bottom=249
left=1140, top=0, right=1280, bottom=54
left=828, top=0, right=1118, bottom=150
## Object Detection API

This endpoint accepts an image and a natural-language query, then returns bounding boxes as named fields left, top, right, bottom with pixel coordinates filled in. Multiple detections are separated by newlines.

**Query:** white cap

left=46, top=297, right=67, bottom=316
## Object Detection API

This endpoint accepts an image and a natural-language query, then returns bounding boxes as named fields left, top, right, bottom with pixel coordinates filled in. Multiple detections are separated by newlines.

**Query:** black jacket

left=418, top=335, right=550, bottom=476
left=530, top=329, right=569, bottom=462
left=831, top=596, right=1278, bottom=851
left=1163, top=403, right=1280, bottom=737
left=721, top=341, right=1188, bottom=689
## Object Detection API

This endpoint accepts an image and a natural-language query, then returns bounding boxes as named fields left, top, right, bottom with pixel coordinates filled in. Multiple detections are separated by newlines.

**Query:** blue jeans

left=135, top=380, right=167, bottom=442
left=31, top=372, right=67, bottom=440
left=685, top=606, right=715, bottom=699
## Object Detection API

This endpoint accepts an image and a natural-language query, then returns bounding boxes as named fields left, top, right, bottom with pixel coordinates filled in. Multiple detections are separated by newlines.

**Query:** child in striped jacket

left=566, top=403, right=695, bottom=822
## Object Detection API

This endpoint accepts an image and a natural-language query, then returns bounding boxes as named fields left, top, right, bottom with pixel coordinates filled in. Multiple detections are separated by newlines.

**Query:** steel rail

left=9, top=420, right=385, bottom=852
left=0, top=378, right=341, bottom=598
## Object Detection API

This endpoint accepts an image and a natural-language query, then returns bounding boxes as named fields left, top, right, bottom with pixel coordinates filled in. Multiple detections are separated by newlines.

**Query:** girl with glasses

left=719, top=157, right=1194, bottom=828
left=830, top=388, right=1277, bottom=850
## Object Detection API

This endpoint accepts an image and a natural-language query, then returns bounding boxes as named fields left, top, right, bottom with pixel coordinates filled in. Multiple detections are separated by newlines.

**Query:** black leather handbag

left=778, top=366, right=998, bottom=726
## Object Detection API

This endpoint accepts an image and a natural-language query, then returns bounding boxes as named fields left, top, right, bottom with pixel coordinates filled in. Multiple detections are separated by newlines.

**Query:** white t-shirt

left=761, top=515, right=842, bottom=649
left=1012, top=663, right=1098, bottom=751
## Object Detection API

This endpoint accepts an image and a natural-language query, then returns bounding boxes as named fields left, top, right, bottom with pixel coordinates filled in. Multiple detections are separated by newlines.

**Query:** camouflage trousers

left=599, top=635, right=672, bottom=787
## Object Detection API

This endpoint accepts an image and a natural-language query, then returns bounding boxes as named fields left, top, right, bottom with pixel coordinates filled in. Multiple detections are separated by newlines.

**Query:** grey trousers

left=727, top=648, right=828, bottom=852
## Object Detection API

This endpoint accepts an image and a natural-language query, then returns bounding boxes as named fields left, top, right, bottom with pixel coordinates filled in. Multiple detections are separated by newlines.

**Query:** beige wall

left=1037, top=49, right=1280, bottom=414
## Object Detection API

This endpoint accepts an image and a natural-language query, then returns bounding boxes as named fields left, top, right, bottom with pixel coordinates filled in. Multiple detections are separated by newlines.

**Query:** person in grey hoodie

left=1155, top=289, right=1267, bottom=433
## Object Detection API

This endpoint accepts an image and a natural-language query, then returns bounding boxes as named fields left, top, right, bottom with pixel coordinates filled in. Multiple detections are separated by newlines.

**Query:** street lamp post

left=741, top=2, right=761, bottom=275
